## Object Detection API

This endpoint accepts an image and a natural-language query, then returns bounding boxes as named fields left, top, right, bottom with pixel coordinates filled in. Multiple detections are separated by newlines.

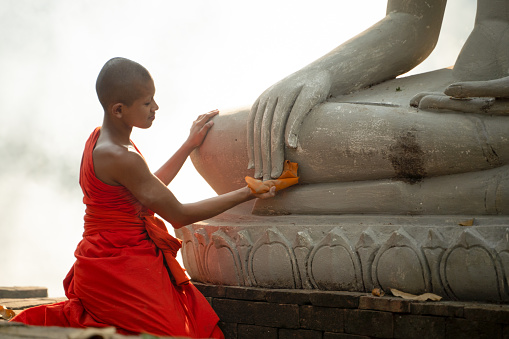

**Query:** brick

left=279, top=328, right=322, bottom=339
left=464, top=304, right=509, bottom=324
left=446, top=317, right=502, bottom=339
left=218, top=321, right=237, bottom=339
left=324, top=333, right=370, bottom=339
left=265, top=289, right=312, bottom=305
left=213, top=299, right=253, bottom=324
left=213, top=299, right=299, bottom=328
left=359, top=296, right=410, bottom=313
left=310, top=291, right=361, bottom=308
left=410, top=301, right=464, bottom=318
left=300, top=305, right=344, bottom=333
left=344, top=309, right=393, bottom=338
left=503, top=324, right=509, bottom=339
left=192, top=282, right=226, bottom=298
left=250, top=302, right=299, bottom=328
left=394, top=314, right=445, bottom=339
left=0, top=287, right=47, bottom=298
left=238, top=324, right=277, bottom=339
left=225, top=286, right=269, bottom=301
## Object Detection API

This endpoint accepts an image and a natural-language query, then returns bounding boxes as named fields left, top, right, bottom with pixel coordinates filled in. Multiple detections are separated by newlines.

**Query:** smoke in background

left=0, top=0, right=475, bottom=296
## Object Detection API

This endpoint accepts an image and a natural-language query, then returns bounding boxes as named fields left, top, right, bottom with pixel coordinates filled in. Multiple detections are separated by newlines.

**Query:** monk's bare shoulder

left=93, top=141, right=148, bottom=186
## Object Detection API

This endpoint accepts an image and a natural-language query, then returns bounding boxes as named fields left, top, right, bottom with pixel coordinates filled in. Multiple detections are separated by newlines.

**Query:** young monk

left=10, top=57, right=276, bottom=338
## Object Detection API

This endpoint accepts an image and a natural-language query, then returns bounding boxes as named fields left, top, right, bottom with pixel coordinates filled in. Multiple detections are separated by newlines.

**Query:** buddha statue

left=191, top=0, right=509, bottom=215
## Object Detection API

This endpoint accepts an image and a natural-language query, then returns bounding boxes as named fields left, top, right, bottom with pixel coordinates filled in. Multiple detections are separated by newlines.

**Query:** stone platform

left=194, top=282, right=509, bottom=339
left=176, top=203, right=509, bottom=303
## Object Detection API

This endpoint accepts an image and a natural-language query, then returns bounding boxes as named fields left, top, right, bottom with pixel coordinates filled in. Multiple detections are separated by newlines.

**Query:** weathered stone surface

left=193, top=282, right=226, bottom=298
left=394, top=314, right=445, bottom=339
left=308, top=291, right=361, bottom=309
left=224, top=285, right=269, bottom=301
left=265, top=289, right=311, bottom=305
left=178, top=216, right=509, bottom=303
left=0, top=322, right=174, bottom=338
left=344, top=309, right=393, bottom=338
left=359, top=296, right=411, bottom=313
left=410, top=301, right=465, bottom=318
left=279, top=328, right=322, bottom=339
left=324, top=333, right=371, bottom=339
left=0, top=297, right=67, bottom=311
left=300, top=305, right=344, bottom=332
left=218, top=321, right=237, bottom=339
left=0, top=287, right=47, bottom=299
left=237, top=324, right=277, bottom=339
left=445, top=317, right=502, bottom=339
left=213, top=298, right=299, bottom=328
left=464, top=304, right=509, bottom=324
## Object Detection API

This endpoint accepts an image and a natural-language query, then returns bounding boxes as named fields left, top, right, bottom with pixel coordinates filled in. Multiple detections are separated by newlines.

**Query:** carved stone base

left=176, top=202, right=509, bottom=302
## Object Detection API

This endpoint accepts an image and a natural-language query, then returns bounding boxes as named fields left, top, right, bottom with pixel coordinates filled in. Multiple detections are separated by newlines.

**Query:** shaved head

left=96, top=57, right=153, bottom=111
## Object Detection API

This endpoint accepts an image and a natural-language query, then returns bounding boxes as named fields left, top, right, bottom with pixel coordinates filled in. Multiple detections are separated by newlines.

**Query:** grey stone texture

left=177, top=212, right=509, bottom=302
left=195, top=282, right=509, bottom=339
left=0, top=286, right=47, bottom=298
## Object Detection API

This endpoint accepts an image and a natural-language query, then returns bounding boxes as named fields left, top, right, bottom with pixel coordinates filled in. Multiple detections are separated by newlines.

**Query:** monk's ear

left=111, top=103, right=123, bottom=118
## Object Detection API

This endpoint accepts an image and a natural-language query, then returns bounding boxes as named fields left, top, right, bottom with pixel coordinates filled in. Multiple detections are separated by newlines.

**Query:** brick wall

left=193, top=283, right=509, bottom=339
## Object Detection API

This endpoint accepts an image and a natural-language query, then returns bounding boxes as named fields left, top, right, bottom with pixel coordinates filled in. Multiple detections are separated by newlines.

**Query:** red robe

left=11, top=127, right=223, bottom=338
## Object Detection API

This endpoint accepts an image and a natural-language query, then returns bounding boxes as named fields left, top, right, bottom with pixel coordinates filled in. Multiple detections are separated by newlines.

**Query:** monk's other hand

left=187, top=109, right=219, bottom=148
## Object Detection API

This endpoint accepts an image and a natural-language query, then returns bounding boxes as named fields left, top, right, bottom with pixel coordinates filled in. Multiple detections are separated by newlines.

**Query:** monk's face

left=122, top=79, right=159, bottom=129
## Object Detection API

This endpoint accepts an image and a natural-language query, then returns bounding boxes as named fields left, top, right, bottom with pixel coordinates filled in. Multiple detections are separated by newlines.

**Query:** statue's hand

left=410, top=76, right=509, bottom=115
left=247, top=68, right=332, bottom=179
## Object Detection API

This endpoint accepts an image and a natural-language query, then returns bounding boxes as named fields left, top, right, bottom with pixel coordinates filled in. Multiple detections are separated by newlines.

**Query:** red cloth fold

left=11, top=127, right=222, bottom=338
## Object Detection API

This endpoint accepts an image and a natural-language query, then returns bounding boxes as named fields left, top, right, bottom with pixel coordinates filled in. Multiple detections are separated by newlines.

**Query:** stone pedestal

left=176, top=201, right=509, bottom=302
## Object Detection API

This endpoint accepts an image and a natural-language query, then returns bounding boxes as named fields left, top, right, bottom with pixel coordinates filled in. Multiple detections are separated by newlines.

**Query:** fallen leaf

left=0, top=305, right=15, bottom=320
left=458, top=218, right=474, bottom=226
left=372, top=288, right=385, bottom=297
left=390, top=288, right=442, bottom=301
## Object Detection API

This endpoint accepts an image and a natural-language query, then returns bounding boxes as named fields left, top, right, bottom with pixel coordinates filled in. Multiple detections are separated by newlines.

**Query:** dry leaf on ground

left=458, top=218, right=474, bottom=226
left=390, top=288, right=442, bottom=301
left=0, top=305, right=15, bottom=320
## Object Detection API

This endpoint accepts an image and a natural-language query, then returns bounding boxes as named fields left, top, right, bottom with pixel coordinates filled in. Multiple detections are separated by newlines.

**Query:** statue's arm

left=249, top=0, right=448, bottom=179
left=321, top=0, right=447, bottom=97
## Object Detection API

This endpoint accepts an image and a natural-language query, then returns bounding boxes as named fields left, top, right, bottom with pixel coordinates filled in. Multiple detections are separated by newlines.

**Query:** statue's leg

left=252, top=165, right=509, bottom=215
left=288, top=102, right=509, bottom=184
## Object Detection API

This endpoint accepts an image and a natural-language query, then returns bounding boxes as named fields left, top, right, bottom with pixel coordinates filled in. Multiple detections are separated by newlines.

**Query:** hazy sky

left=0, top=0, right=476, bottom=296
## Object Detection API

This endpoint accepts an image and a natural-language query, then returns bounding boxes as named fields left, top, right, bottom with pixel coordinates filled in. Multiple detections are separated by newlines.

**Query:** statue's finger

left=286, top=84, right=328, bottom=148
left=419, top=94, right=497, bottom=113
left=261, top=98, right=278, bottom=180
left=409, top=92, right=443, bottom=107
left=247, top=99, right=259, bottom=169
left=445, top=77, right=509, bottom=98
left=253, top=100, right=267, bottom=179
left=270, top=96, right=297, bottom=179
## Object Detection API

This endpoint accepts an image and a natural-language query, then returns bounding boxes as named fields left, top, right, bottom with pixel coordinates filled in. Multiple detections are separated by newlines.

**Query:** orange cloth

left=11, top=127, right=223, bottom=338
left=245, top=160, right=299, bottom=193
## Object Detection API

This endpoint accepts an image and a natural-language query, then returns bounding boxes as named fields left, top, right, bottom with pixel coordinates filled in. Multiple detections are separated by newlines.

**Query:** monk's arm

left=154, top=110, right=218, bottom=186
left=118, top=151, right=274, bottom=229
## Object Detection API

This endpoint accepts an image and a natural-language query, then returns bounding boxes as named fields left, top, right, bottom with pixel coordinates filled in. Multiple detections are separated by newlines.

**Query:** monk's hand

left=251, top=185, right=277, bottom=200
left=247, top=68, right=331, bottom=180
left=410, top=76, right=509, bottom=115
left=186, top=109, right=219, bottom=148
